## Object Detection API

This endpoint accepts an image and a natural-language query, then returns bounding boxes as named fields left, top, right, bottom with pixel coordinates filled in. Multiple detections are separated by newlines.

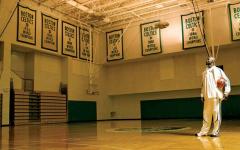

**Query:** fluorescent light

left=66, top=0, right=77, bottom=6
left=88, top=9, right=94, bottom=14
left=76, top=4, right=89, bottom=12
left=155, top=4, right=164, bottom=8
left=103, top=17, right=110, bottom=23
left=66, top=0, right=90, bottom=12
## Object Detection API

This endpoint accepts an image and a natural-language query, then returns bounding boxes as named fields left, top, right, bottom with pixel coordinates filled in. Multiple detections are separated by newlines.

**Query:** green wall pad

left=141, top=97, right=202, bottom=119
left=141, top=95, right=240, bottom=119
left=221, top=95, right=240, bottom=118
left=68, top=101, right=96, bottom=122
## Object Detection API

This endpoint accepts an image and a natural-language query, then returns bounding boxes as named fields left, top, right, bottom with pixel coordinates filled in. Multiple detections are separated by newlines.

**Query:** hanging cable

left=215, top=44, right=220, bottom=60
left=195, top=0, right=216, bottom=57
left=0, top=1, right=19, bottom=39
left=114, top=19, right=133, bottom=48
left=215, top=3, right=231, bottom=60
left=191, top=0, right=210, bottom=57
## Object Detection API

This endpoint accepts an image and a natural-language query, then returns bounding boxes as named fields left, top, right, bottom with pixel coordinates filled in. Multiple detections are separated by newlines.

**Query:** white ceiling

left=32, top=0, right=231, bottom=30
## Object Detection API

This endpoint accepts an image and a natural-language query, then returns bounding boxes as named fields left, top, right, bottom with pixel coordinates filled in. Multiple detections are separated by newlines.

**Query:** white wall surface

left=11, top=51, right=25, bottom=77
left=34, top=52, right=62, bottom=92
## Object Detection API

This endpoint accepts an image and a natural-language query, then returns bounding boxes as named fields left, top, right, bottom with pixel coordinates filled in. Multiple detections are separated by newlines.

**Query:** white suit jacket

left=201, top=66, right=231, bottom=99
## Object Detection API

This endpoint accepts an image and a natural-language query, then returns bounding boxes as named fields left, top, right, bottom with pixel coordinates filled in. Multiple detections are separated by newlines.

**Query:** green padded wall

left=68, top=101, right=96, bottom=122
left=141, top=97, right=203, bottom=119
left=141, top=95, right=240, bottom=119
left=222, top=95, right=240, bottom=118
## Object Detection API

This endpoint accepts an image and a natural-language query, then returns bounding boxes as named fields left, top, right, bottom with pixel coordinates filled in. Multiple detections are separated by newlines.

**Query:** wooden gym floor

left=1, top=119, right=240, bottom=150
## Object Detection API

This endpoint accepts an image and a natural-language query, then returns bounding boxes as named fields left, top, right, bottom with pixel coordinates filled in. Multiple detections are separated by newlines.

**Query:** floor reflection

left=197, top=137, right=223, bottom=150
left=0, top=120, right=240, bottom=150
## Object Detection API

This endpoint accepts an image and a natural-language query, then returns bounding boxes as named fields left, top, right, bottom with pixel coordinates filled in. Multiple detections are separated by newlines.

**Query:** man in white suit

left=196, top=57, right=231, bottom=137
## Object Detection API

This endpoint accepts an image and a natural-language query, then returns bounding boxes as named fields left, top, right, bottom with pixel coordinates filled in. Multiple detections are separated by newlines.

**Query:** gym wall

left=0, top=0, right=110, bottom=124
left=102, top=4, right=240, bottom=119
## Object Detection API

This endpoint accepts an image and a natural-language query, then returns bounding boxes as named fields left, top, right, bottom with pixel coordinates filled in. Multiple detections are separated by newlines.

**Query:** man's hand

left=200, top=93, right=204, bottom=102
left=223, top=93, right=229, bottom=101
left=201, top=97, right=204, bottom=102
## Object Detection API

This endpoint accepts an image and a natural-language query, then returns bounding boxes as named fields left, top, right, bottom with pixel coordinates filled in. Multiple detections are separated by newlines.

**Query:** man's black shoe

left=210, top=134, right=219, bottom=137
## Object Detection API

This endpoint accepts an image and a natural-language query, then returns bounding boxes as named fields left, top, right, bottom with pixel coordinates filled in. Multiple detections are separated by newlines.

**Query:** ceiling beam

left=104, top=0, right=159, bottom=14
left=40, top=0, right=49, bottom=3
left=92, top=0, right=129, bottom=10
left=97, top=0, right=183, bottom=27
left=98, top=0, right=227, bottom=29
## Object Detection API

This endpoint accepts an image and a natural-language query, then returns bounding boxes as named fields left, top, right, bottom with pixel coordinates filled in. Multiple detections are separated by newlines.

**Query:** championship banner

left=17, top=5, right=36, bottom=45
left=41, top=14, right=58, bottom=51
left=79, top=28, right=93, bottom=61
left=62, top=21, right=77, bottom=57
left=106, top=29, right=123, bottom=61
left=181, top=11, right=205, bottom=49
left=229, top=3, right=240, bottom=41
left=140, top=21, right=162, bottom=55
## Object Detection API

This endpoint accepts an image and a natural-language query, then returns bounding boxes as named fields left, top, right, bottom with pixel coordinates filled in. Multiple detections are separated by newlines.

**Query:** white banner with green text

left=42, top=14, right=58, bottom=51
left=229, top=3, right=240, bottom=41
left=62, top=21, right=77, bottom=57
left=181, top=11, right=205, bottom=49
left=141, top=21, right=162, bottom=55
left=79, top=28, right=93, bottom=61
left=17, top=5, right=36, bottom=45
left=106, top=29, right=123, bottom=61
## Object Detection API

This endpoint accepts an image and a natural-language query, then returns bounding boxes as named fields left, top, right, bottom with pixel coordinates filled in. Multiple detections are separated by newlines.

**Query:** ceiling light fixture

left=155, top=4, right=164, bottom=8
left=66, top=0, right=77, bottom=6
left=66, top=0, right=90, bottom=12
left=103, top=17, right=111, bottom=23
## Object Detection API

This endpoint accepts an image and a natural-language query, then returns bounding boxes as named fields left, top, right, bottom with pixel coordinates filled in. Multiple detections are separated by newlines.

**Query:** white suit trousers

left=199, top=98, right=222, bottom=135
